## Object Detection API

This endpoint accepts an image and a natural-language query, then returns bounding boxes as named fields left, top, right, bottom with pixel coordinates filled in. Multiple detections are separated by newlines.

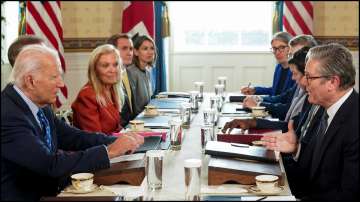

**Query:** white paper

left=201, top=184, right=248, bottom=194
left=110, top=153, right=145, bottom=164
left=241, top=195, right=296, bottom=201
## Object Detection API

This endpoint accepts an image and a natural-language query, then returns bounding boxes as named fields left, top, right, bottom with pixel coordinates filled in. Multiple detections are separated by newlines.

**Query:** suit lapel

left=309, top=91, right=356, bottom=180
left=5, top=84, right=43, bottom=135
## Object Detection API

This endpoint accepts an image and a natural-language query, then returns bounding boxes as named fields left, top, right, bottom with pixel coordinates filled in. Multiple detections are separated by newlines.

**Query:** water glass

left=194, top=81, right=204, bottom=102
left=203, top=108, right=215, bottom=125
left=181, top=103, right=192, bottom=128
left=214, top=84, right=224, bottom=97
left=201, top=124, right=214, bottom=150
left=146, top=150, right=164, bottom=191
left=184, top=159, right=202, bottom=201
left=217, top=76, right=227, bottom=92
left=189, top=91, right=199, bottom=113
left=169, top=119, right=183, bottom=151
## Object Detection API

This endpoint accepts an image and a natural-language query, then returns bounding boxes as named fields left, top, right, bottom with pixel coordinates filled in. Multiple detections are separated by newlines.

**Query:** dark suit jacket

left=288, top=90, right=359, bottom=200
left=1, top=84, right=116, bottom=201
left=259, top=85, right=297, bottom=120
left=254, top=63, right=295, bottom=96
left=256, top=93, right=311, bottom=133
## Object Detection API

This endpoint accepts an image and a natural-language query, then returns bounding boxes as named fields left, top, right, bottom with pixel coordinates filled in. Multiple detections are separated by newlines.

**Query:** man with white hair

left=1, top=44, right=144, bottom=201
left=261, top=43, right=358, bottom=200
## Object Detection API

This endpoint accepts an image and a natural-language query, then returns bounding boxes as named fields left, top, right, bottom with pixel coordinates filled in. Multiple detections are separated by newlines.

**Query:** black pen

left=247, top=82, right=251, bottom=88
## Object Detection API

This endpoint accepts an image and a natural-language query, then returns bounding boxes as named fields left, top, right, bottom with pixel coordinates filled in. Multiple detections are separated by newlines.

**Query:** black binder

left=134, top=136, right=162, bottom=153
left=205, top=141, right=277, bottom=163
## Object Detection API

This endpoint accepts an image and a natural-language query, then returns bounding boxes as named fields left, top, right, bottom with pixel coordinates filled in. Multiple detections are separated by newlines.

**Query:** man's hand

left=222, top=119, right=256, bottom=134
left=240, top=87, right=255, bottom=95
left=107, top=133, right=144, bottom=159
left=261, top=121, right=298, bottom=153
left=243, top=96, right=258, bottom=108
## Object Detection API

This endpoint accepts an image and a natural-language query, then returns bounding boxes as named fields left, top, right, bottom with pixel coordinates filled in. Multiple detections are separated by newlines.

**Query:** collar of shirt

left=326, top=88, right=353, bottom=130
left=13, top=85, right=42, bottom=127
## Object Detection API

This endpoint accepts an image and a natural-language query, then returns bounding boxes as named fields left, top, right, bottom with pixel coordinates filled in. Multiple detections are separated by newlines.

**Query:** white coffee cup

left=251, top=106, right=266, bottom=117
left=71, top=173, right=94, bottom=191
left=129, top=120, right=145, bottom=131
left=145, top=105, right=158, bottom=116
left=255, top=175, right=279, bottom=193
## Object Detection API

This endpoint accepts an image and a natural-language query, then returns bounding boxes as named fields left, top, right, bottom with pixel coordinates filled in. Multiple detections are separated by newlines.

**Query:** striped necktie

left=122, top=70, right=133, bottom=114
left=37, top=108, right=53, bottom=151
left=311, top=111, right=329, bottom=169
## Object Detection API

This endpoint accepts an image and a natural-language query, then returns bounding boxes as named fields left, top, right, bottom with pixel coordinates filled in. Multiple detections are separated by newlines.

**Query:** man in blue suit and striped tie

left=1, top=44, right=144, bottom=201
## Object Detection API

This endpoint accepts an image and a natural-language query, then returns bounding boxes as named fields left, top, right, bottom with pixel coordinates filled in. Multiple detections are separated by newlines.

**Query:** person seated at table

left=222, top=46, right=311, bottom=134
left=261, top=43, right=358, bottom=200
left=241, top=31, right=295, bottom=96
left=107, top=33, right=136, bottom=126
left=7, top=35, right=46, bottom=68
left=127, top=35, right=157, bottom=116
left=72, top=44, right=124, bottom=135
left=1, top=44, right=144, bottom=201
left=242, top=35, right=318, bottom=120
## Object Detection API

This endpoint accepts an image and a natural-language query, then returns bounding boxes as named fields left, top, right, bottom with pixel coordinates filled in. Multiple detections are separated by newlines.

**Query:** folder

left=205, top=141, right=277, bottom=163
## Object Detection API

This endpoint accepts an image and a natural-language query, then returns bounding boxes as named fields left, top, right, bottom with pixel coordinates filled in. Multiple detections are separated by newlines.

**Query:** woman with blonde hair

left=72, top=44, right=124, bottom=135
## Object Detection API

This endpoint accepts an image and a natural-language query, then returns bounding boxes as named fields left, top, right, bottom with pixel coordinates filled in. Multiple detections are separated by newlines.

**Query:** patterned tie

left=300, top=105, right=320, bottom=139
left=37, top=108, right=53, bottom=151
left=311, top=111, right=329, bottom=169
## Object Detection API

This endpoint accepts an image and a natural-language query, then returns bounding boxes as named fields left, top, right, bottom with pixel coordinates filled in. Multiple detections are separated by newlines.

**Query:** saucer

left=63, top=184, right=98, bottom=194
left=248, top=185, right=283, bottom=195
left=143, top=111, right=160, bottom=117
left=127, top=128, right=153, bottom=132
left=251, top=112, right=269, bottom=118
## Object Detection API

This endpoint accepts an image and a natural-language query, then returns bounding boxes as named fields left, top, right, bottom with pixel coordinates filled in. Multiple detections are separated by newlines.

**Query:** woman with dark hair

left=127, top=35, right=158, bottom=116
left=223, top=46, right=311, bottom=133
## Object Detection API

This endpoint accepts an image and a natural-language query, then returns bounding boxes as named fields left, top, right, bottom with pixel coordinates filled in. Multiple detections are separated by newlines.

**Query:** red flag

left=25, top=1, right=68, bottom=108
left=283, top=1, right=313, bottom=36
left=122, top=1, right=155, bottom=39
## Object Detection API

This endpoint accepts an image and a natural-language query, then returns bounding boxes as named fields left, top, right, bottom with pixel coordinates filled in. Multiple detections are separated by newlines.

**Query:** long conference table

left=54, top=93, right=296, bottom=201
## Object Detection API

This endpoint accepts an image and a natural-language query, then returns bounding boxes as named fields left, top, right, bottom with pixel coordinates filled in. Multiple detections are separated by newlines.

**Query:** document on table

left=110, top=153, right=145, bottom=164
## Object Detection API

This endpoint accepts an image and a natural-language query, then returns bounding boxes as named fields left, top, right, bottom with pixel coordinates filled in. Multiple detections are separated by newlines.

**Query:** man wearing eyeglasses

left=241, top=31, right=295, bottom=96
left=261, top=43, right=358, bottom=200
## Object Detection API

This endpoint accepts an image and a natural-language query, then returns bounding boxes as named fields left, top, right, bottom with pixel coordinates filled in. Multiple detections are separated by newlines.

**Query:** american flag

left=25, top=1, right=68, bottom=108
left=283, top=1, right=313, bottom=36
left=122, top=1, right=155, bottom=39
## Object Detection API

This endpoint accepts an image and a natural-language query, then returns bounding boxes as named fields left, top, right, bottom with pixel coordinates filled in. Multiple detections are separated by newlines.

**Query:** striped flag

left=25, top=1, right=68, bottom=108
left=283, top=1, right=313, bottom=36
left=122, top=1, right=155, bottom=39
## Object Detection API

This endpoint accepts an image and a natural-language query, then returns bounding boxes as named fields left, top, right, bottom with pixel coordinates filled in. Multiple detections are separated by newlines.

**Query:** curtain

left=272, top=1, right=284, bottom=34
left=152, top=1, right=169, bottom=94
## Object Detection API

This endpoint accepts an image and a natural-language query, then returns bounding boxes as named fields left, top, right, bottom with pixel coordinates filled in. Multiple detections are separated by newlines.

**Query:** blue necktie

left=37, top=109, right=53, bottom=151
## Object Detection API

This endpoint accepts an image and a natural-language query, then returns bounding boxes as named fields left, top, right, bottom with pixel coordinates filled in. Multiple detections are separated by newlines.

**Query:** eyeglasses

left=305, top=74, right=333, bottom=83
left=270, top=45, right=288, bottom=53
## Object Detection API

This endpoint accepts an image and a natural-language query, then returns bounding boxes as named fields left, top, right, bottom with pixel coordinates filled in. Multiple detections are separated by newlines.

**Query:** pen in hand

left=247, top=82, right=251, bottom=88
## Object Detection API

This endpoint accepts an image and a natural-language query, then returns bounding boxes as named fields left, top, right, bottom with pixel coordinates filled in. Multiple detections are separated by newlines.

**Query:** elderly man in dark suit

left=1, top=44, right=144, bottom=201
left=261, top=43, right=359, bottom=200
